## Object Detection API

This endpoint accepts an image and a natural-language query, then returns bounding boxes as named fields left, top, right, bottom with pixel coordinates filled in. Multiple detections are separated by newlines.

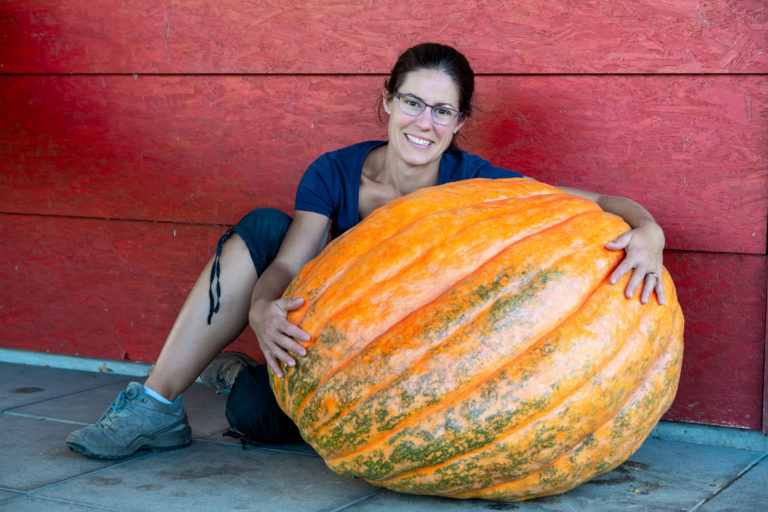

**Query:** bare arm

left=248, top=210, right=330, bottom=376
left=559, top=186, right=666, bottom=305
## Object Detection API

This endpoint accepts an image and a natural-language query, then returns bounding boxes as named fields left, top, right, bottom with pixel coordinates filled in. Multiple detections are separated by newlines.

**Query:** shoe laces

left=96, top=384, right=141, bottom=425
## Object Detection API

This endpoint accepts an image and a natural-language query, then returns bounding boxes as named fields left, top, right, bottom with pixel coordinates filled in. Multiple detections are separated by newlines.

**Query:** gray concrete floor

left=0, top=361, right=766, bottom=511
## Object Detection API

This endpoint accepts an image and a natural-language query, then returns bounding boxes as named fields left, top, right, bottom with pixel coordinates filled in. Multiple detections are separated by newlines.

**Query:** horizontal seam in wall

left=0, top=210, right=231, bottom=228
left=0, top=211, right=763, bottom=257
left=0, top=72, right=766, bottom=77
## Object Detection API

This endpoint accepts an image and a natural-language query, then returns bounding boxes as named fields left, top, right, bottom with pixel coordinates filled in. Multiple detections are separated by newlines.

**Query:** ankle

left=143, top=385, right=181, bottom=405
left=143, top=377, right=178, bottom=403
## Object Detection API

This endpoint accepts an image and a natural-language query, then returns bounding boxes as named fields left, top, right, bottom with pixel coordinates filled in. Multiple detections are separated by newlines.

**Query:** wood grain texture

left=1, top=75, right=765, bottom=254
left=0, top=213, right=262, bottom=364
left=0, top=213, right=763, bottom=429
left=467, top=75, right=768, bottom=255
left=0, top=74, right=385, bottom=224
left=662, top=251, right=766, bottom=430
left=1, top=0, right=765, bottom=74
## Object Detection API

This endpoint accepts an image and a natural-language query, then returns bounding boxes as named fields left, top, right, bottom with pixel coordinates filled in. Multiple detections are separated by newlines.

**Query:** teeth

left=406, top=134, right=430, bottom=146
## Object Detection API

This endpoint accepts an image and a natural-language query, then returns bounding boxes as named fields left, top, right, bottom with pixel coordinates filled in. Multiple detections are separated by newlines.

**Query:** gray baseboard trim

left=651, top=420, right=768, bottom=453
left=0, top=347, right=153, bottom=377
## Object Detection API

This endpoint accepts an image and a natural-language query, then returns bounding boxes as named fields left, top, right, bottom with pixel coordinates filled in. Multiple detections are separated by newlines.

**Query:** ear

left=453, top=118, right=466, bottom=134
left=382, top=92, right=391, bottom=114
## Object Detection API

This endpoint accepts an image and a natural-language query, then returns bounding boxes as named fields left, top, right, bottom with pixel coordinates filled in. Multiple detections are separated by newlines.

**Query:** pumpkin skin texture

left=270, top=178, right=684, bottom=502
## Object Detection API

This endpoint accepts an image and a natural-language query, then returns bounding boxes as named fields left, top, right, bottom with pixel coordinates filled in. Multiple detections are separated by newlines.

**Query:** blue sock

left=143, top=385, right=178, bottom=405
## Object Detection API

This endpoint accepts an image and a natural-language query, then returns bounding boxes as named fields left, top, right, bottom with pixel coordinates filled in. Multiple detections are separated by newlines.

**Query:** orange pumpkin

left=270, top=178, right=684, bottom=502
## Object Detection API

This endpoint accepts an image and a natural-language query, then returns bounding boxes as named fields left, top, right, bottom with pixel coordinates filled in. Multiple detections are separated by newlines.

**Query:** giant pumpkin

left=270, top=178, right=684, bottom=502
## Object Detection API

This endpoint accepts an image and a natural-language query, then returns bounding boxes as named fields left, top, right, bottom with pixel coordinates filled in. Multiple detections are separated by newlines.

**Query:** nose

left=414, top=107, right=433, bottom=129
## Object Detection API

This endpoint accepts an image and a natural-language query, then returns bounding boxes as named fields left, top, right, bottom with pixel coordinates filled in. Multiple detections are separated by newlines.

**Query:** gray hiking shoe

left=66, top=382, right=192, bottom=459
left=200, top=351, right=258, bottom=393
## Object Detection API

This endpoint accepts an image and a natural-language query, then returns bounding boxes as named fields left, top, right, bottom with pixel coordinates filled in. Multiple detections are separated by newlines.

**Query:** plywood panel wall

left=1, top=1, right=766, bottom=429
left=2, top=0, right=765, bottom=73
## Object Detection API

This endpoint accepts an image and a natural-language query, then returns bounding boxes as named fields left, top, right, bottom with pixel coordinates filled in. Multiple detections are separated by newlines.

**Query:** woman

left=67, top=43, right=665, bottom=459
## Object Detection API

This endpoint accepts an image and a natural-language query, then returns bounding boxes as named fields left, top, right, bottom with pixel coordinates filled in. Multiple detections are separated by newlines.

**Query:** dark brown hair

left=384, top=43, right=475, bottom=118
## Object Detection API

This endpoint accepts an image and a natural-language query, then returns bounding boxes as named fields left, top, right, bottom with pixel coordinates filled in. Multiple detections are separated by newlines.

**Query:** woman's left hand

left=604, top=223, right=666, bottom=305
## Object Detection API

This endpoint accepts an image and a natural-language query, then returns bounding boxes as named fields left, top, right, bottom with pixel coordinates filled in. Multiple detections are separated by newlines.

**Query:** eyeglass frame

left=393, top=92, right=464, bottom=126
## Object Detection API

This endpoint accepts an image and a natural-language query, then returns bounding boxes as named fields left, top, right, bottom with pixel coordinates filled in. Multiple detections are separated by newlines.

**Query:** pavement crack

left=688, top=452, right=768, bottom=511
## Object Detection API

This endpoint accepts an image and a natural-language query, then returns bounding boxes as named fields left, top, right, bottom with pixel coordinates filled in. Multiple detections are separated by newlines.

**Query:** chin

left=403, top=152, right=438, bottom=168
left=401, top=144, right=444, bottom=167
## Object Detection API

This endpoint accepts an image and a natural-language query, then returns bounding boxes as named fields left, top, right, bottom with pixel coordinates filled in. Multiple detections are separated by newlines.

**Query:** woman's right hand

left=246, top=210, right=330, bottom=377
left=249, top=297, right=310, bottom=378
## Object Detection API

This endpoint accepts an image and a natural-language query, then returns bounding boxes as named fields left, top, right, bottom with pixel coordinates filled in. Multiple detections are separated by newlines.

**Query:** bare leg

left=145, top=233, right=256, bottom=401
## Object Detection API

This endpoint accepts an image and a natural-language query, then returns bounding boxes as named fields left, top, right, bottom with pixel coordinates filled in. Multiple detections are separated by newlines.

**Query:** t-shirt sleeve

left=475, top=164, right=525, bottom=179
left=442, top=150, right=525, bottom=182
left=294, top=156, right=338, bottom=217
left=469, top=152, right=524, bottom=178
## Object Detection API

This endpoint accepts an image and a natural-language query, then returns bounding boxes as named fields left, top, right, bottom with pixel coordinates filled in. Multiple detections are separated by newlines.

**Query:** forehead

left=398, top=69, right=460, bottom=107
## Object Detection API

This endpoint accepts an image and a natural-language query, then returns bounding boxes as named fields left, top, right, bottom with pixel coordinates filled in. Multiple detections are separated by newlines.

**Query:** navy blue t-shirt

left=295, top=141, right=525, bottom=239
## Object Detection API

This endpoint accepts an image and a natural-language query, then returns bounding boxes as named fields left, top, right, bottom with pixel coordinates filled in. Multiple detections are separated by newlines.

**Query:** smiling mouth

left=405, top=134, right=432, bottom=147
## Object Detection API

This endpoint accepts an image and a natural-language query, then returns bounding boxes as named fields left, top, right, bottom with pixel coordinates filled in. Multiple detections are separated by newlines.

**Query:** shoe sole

left=66, top=422, right=193, bottom=460
left=67, top=438, right=192, bottom=460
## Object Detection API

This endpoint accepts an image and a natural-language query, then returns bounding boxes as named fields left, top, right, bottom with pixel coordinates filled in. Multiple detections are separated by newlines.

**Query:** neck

left=377, top=147, right=440, bottom=196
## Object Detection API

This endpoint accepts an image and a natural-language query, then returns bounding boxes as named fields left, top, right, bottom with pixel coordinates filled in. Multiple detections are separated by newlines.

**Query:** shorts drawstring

left=208, top=228, right=235, bottom=324
left=206, top=208, right=292, bottom=325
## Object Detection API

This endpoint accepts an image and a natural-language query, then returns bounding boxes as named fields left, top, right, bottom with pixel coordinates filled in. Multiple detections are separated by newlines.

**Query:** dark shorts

left=229, top=207, right=292, bottom=276
left=210, top=207, right=303, bottom=444
left=207, top=208, right=291, bottom=324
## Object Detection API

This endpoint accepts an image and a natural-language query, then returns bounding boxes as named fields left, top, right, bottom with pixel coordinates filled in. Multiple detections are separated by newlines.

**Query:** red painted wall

left=1, top=1, right=766, bottom=430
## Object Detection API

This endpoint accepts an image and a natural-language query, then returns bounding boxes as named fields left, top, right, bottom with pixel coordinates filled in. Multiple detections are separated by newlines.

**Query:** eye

left=435, top=107, right=451, bottom=116
left=404, top=97, right=422, bottom=108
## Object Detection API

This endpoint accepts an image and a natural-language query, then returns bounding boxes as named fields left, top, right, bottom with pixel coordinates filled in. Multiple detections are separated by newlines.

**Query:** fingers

left=606, top=227, right=666, bottom=305
left=640, top=277, right=653, bottom=304
left=262, top=332, right=307, bottom=378
left=616, top=268, right=665, bottom=305
left=639, top=272, right=665, bottom=305
left=639, top=273, right=655, bottom=304
left=605, top=231, right=632, bottom=251
left=608, top=258, right=635, bottom=286
left=607, top=258, right=664, bottom=304
left=264, top=341, right=304, bottom=378
left=262, top=319, right=309, bottom=378
left=265, top=354, right=285, bottom=378
left=251, top=297, right=311, bottom=378
left=281, top=296, right=306, bottom=313
left=264, top=344, right=299, bottom=379
left=655, top=277, right=666, bottom=305
left=623, top=266, right=647, bottom=301
left=275, top=297, right=311, bottom=342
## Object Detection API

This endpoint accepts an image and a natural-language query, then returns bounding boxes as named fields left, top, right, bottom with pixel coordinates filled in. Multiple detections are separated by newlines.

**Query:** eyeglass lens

left=398, top=94, right=459, bottom=125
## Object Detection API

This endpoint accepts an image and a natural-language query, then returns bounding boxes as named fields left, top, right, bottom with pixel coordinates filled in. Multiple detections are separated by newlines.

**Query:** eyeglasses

left=395, top=92, right=463, bottom=126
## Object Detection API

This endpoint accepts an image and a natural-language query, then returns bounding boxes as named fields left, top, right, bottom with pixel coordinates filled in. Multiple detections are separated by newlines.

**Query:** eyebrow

left=402, top=92, right=458, bottom=110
